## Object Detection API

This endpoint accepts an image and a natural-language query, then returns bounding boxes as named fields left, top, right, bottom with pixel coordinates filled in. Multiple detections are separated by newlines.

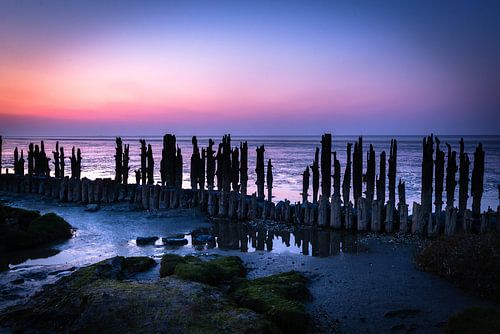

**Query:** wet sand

left=0, top=192, right=498, bottom=333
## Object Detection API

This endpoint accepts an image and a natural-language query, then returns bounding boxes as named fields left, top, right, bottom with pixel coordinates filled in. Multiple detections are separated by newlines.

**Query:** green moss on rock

left=444, top=307, right=500, bottom=334
left=232, top=271, right=310, bottom=334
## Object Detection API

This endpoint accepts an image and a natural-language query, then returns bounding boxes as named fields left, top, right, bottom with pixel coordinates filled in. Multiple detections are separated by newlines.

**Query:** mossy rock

left=0, top=206, right=73, bottom=251
left=444, top=307, right=500, bottom=334
left=160, top=254, right=246, bottom=286
left=232, top=271, right=310, bottom=334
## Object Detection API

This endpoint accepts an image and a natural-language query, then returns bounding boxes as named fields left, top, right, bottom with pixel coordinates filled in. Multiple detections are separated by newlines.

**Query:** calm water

left=1, top=135, right=499, bottom=211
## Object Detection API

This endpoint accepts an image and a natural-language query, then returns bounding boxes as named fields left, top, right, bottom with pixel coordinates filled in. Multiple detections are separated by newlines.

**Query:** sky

left=0, top=0, right=499, bottom=136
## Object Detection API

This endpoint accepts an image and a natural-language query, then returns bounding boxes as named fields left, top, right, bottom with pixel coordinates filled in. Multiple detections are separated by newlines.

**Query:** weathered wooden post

left=312, top=147, right=319, bottom=204
left=70, top=147, right=78, bottom=178
left=135, top=169, right=140, bottom=185
left=371, top=199, right=381, bottom=232
left=444, top=206, right=458, bottom=236
left=321, top=133, right=332, bottom=198
left=342, top=143, right=352, bottom=206
left=175, top=146, right=183, bottom=188
left=434, top=137, right=445, bottom=213
left=199, top=147, right=206, bottom=191
left=231, top=147, right=239, bottom=192
left=445, top=143, right=457, bottom=207
left=365, top=144, right=376, bottom=203
left=398, top=180, right=408, bottom=233
left=471, top=143, right=485, bottom=218
left=376, top=151, right=386, bottom=205
left=53, top=141, right=60, bottom=178
left=115, top=137, right=123, bottom=184
left=140, top=139, right=147, bottom=185
left=190, top=136, right=200, bottom=191
left=388, top=139, right=397, bottom=205
left=76, top=148, right=82, bottom=179
left=353, top=137, right=363, bottom=206
left=331, top=194, right=342, bottom=229
left=161, top=134, right=177, bottom=187
left=412, top=202, right=424, bottom=234
left=222, top=135, right=232, bottom=192
left=40, top=141, right=50, bottom=176
left=123, top=144, right=130, bottom=185
left=207, top=139, right=216, bottom=190
left=421, top=135, right=434, bottom=219
left=59, top=146, right=65, bottom=178
left=302, top=166, right=310, bottom=204
left=333, top=152, right=341, bottom=198
left=267, top=159, right=273, bottom=202
left=14, top=147, right=19, bottom=175
left=28, top=143, right=34, bottom=175
left=256, top=145, right=265, bottom=200
left=147, top=144, right=154, bottom=185
left=240, top=141, right=248, bottom=195
left=18, top=150, right=25, bottom=176
left=356, top=197, right=368, bottom=231
left=458, top=138, right=470, bottom=217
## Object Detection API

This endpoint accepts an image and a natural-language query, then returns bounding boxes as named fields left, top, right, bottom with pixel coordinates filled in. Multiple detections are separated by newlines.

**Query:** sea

left=1, top=135, right=499, bottom=212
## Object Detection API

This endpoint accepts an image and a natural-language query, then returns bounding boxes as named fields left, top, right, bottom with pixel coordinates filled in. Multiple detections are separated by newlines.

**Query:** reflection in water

left=208, top=223, right=365, bottom=257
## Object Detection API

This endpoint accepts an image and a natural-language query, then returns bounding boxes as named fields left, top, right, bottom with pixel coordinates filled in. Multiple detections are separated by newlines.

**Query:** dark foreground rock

left=0, top=204, right=73, bottom=252
left=1, top=255, right=311, bottom=334
left=135, top=236, right=158, bottom=245
left=444, top=307, right=500, bottom=334
left=416, top=232, right=500, bottom=301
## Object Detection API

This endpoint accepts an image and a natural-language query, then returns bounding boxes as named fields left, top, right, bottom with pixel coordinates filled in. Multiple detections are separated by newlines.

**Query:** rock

left=85, top=204, right=100, bottom=212
left=136, top=236, right=159, bottom=246
left=162, top=237, right=188, bottom=246
left=192, top=234, right=215, bottom=244
left=10, top=278, right=24, bottom=285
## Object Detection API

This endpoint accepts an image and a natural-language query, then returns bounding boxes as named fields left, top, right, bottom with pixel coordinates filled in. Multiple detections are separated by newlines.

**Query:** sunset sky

left=1, top=0, right=499, bottom=135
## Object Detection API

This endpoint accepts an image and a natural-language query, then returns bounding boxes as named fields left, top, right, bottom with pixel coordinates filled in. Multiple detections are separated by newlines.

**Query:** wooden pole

left=140, top=139, right=147, bottom=185
left=123, top=144, right=130, bottom=185
left=190, top=136, right=200, bottom=191
left=53, top=141, right=60, bottom=178
left=458, top=138, right=470, bottom=216
left=312, top=147, right=319, bottom=204
left=388, top=139, right=397, bottom=205
left=59, top=146, right=65, bottom=178
left=216, top=143, right=223, bottom=191
left=365, top=144, right=375, bottom=203
left=240, top=141, right=248, bottom=195
left=342, top=143, right=352, bottom=206
left=267, top=159, right=273, bottom=202
left=231, top=146, right=240, bottom=192
left=434, top=137, right=445, bottom=213
left=302, top=166, right=310, bottom=203
left=115, top=137, right=123, bottom=184
left=147, top=144, right=154, bottom=185
left=333, top=151, right=341, bottom=198
left=207, top=139, right=216, bottom=190
left=377, top=151, right=386, bottom=204
left=353, top=137, right=363, bottom=206
left=28, top=143, right=34, bottom=176
left=256, top=145, right=265, bottom=200
left=445, top=143, right=457, bottom=207
left=199, top=147, right=206, bottom=191
left=421, top=135, right=434, bottom=216
left=14, top=147, right=19, bottom=175
left=222, top=134, right=232, bottom=192
left=471, top=143, right=485, bottom=218
left=321, top=133, right=332, bottom=198
left=175, top=146, right=183, bottom=189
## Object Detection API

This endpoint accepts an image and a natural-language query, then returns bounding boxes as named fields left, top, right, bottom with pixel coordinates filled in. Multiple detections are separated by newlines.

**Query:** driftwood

left=312, top=147, right=319, bottom=204
left=445, top=143, right=457, bottom=207
left=434, top=137, right=445, bottom=213
left=320, top=133, right=332, bottom=198
left=256, top=145, right=265, bottom=200
left=388, top=139, right=397, bottom=205
left=353, top=137, right=363, bottom=205
left=471, top=143, right=485, bottom=218
left=342, top=143, right=352, bottom=206
left=458, top=138, right=470, bottom=216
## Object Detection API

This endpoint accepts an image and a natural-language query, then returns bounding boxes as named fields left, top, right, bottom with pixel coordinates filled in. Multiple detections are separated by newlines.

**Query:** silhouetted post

left=231, top=147, right=239, bottom=192
left=458, top=138, right=470, bottom=217
left=321, top=133, right=332, bottom=198
left=421, top=135, right=434, bottom=217
left=445, top=143, right=457, bottom=207
left=123, top=144, right=130, bottom=185
left=135, top=169, right=140, bottom=185
left=160, top=135, right=167, bottom=185
left=365, top=144, right=375, bottom=203
left=40, top=141, right=50, bottom=176
left=199, top=148, right=206, bottom=191
left=70, top=147, right=77, bottom=178
left=76, top=148, right=82, bottom=179
left=256, top=145, right=265, bottom=200
left=342, top=143, right=352, bottom=206
left=388, top=139, right=397, bottom=205
left=0, top=135, right=2, bottom=174
left=19, top=150, right=25, bottom=176
left=353, top=137, right=363, bottom=206
left=221, top=134, right=232, bottom=192
left=471, top=143, right=485, bottom=218
left=53, top=142, right=60, bottom=178
left=28, top=143, right=34, bottom=175
left=140, top=139, right=147, bottom=185
left=161, top=134, right=177, bottom=187
left=147, top=144, right=154, bottom=185
left=267, top=159, right=273, bottom=202
left=240, top=141, right=248, bottom=195
left=34, top=144, right=40, bottom=175
left=190, top=136, right=200, bottom=191
left=302, top=166, right=310, bottom=203
left=434, top=137, right=445, bottom=213
left=398, top=180, right=408, bottom=233
left=14, top=147, right=19, bottom=175
left=333, top=152, right=341, bottom=198
left=312, top=147, right=319, bottom=204
left=175, top=146, right=183, bottom=188
left=207, top=139, right=216, bottom=190
left=59, top=146, right=65, bottom=178
left=115, top=137, right=123, bottom=184
left=377, top=151, right=386, bottom=204
left=216, top=143, right=223, bottom=190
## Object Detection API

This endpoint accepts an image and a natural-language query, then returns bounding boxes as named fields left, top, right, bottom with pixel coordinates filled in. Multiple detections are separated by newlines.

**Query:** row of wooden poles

left=0, top=134, right=498, bottom=236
